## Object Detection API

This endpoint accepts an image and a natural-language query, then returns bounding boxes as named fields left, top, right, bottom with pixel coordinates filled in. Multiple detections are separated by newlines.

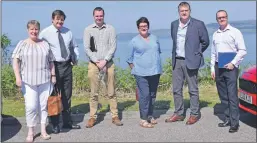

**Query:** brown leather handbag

left=47, top=85, right=63, bottom=116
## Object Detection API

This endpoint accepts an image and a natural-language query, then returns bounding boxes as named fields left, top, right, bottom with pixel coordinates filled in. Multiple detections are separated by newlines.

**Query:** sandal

left=40, top=133, right=51, bottom=140
left=25, top=134, right=34, bottom=142
left=140, top=120, right=154, bottom=128
left=149, top=118, right=158, bottom=124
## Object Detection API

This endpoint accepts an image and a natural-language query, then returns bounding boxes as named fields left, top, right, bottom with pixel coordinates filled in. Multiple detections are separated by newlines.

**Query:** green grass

left=2, top=85, right=220, bottom=117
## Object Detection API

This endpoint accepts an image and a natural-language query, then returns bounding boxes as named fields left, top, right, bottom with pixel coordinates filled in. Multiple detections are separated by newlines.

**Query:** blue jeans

left=134, top=74, right=160, bottom=120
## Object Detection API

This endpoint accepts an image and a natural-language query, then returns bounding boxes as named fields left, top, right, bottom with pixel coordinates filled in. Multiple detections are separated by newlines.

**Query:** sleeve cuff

left=126, top=57, right=133, bottom=64
left=104, top=56, right=111, bottom=62
left=231, top=60, right=237, bottom=66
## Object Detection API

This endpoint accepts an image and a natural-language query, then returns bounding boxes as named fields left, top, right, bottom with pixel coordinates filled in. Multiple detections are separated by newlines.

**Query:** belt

left=90, top=60, right=97, bottom=66
left=54, top=59, right=71, bottom=64
left=175, top=57, right=185, bottom=60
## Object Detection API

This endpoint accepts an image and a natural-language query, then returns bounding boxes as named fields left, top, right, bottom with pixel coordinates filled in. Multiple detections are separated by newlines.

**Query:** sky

left=2, top=1, right=256, bottom=43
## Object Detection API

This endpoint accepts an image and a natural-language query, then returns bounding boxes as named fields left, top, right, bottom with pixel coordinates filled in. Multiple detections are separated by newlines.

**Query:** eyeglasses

left=139, top=25, right=148, bottom=29
left=217, top=16, right=227, bottom=20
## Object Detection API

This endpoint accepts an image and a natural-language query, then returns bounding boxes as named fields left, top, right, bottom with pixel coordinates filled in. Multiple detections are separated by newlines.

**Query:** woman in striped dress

left=12, top=20, right=56, bottom=142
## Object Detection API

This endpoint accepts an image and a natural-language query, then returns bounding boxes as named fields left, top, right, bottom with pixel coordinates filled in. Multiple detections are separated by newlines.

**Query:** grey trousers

left=172, top=59, right=200, bottom=116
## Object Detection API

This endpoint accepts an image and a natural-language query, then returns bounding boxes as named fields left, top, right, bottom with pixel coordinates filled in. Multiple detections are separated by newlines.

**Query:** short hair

left=178, top=1, right=191, bottom=11
left=216, top=10, right=228, bottom=18
left=136, top=17, right=150, bottom=29
left=93, top=7, right=105, bottom=16
left=27, top=20, right=40, bottom=30
left=52, top=10, right=66, bottom=20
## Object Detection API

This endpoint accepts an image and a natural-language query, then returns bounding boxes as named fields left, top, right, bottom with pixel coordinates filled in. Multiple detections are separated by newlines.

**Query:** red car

left=238, top=65, right=257, bottom=115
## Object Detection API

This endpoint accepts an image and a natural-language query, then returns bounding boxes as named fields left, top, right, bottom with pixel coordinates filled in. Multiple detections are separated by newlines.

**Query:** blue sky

left=2, top=1, right=256, bottom=43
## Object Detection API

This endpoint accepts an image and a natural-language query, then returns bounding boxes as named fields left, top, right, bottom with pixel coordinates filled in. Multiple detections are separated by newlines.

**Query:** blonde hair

left=27, top=20, right=40, bottom=30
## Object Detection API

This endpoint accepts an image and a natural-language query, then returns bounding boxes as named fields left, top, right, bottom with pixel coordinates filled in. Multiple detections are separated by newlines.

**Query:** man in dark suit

left=165, top=2, right=209, bottom=125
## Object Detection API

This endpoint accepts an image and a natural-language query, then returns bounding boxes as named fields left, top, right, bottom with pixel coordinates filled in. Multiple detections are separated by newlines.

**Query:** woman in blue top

left=127, top=17, right=162, bottom=128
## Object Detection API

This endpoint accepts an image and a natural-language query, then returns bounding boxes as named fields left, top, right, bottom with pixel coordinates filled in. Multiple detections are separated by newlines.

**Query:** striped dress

left=12, top=40, right=54, bottom=86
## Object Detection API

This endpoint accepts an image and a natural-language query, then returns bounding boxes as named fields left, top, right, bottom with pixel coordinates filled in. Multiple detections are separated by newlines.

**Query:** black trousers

left=50, top=60, right=73, bottom=126
left=215, top=63, right=240, bottom=126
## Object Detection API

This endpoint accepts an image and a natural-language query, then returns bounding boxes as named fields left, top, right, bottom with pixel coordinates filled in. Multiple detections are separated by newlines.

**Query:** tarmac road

left=1, top=107, right=256, bottom=142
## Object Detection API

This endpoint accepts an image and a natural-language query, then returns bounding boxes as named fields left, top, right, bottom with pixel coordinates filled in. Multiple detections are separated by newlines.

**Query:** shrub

left=2, top=59, right=254, bottom=97
left=1, top=65, right=18, bottom=97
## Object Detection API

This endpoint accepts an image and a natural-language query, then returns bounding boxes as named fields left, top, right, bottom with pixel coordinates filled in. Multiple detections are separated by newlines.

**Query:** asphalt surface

left=1, top=107, right=256, bottom=142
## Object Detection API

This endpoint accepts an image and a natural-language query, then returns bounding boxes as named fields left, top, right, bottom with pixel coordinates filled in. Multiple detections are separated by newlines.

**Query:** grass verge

left=2, top=85, right=220, bottom=117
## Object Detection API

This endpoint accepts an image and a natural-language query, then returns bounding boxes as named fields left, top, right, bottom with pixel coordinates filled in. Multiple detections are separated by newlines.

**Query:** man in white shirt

left=211, top=10, right=247, bottom=133
left=40, top=10, right=80, bottom=134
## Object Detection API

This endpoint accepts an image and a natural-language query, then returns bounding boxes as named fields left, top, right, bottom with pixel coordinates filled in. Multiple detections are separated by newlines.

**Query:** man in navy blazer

left=165, top=2, right=209, bottom=125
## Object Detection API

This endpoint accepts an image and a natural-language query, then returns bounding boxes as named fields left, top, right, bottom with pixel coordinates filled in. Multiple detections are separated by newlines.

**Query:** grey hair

left=27, top=20, right=40, bottom=30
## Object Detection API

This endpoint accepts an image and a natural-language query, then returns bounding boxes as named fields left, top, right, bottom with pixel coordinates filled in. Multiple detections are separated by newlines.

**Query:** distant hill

left=206, top=19, right=256, bottom=30
left=11, top=20, right=256, bottom=46
left=115, top=19, right=256, bottom=41
left=206, top=19, right=256, bottom=34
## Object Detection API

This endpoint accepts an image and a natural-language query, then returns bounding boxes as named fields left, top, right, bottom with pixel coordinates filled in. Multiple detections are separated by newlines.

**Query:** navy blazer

left=171, top=17, right=209, bottom=70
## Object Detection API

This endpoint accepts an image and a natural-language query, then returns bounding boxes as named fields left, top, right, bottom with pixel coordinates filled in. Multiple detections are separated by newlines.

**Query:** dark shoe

left=62, top=124, right=81, bottom=129
left=218, top=120, right=230, bottom=127
left=85, top=118, right=96, bottom=128
left=165, top=114, right=185, bottom=123
left=186, top=115, right=199, bottom=125
left=112, top=116, right=123, bottom=126
left=229, top=125, right=239, bottom=133
left=52, top=126, right=60, bottom=134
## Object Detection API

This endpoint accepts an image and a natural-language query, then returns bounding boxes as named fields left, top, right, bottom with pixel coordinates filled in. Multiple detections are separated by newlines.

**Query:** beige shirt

left=83, top=23, right=117, bottom=62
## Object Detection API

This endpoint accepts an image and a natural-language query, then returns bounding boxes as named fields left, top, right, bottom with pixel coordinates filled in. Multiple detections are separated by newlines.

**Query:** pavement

left=1, top=106, right=256, bottom=142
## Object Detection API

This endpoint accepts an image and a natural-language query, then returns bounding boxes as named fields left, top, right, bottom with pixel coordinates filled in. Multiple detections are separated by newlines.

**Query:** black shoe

left=62, top=124, right=81, bottom=129
left=52, top=125, right=60, bottom=134
left=229, top=125, right=239, bottom=133
left=218, top=120, right=230, bottom=127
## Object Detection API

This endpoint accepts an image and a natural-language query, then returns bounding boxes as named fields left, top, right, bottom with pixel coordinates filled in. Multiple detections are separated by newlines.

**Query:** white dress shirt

left=176, top=18, right=191, bottom=58
left=211, top=24, right=247, bottom=73
left=39, top=24, right=79, bottom=62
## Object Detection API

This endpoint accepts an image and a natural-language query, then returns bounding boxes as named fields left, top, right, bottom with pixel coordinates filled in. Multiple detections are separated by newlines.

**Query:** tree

left=1, top=34, right=11, bottom=121
left=1, top=34, right=11, bottom=65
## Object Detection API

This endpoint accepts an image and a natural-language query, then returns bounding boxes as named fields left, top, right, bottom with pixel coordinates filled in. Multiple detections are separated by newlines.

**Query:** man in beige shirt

left=83, top=7, right=123, bottom=128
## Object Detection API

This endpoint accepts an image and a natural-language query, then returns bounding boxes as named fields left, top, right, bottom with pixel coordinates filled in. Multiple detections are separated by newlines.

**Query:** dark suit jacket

left=171, top=17, right=209, bottom=70
left=69, top=42, right=77, bottom=65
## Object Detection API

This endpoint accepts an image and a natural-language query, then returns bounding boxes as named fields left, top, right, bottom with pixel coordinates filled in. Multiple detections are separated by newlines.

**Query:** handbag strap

left=54, top=84, right=61, bottom=97
left=49, top=83, right=61, bottom=97
left=49, top=83, right=52, bottom=96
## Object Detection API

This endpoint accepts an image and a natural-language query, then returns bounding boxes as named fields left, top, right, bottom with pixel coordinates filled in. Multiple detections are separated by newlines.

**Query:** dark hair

left=52, top=10, right=66, bottom=20
left=27, top=20, right=40, bottom=30
left=93, top=7, right=105, bottom=16
left=136, top=17, right=150, bottom=29
left=216, top=10, right=228, bottom=18
left=178, top=2, right=191, bottom=11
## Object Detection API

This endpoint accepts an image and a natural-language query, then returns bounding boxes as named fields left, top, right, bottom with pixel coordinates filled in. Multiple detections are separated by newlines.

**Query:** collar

left=217, top=24, right=231, bottom=33
left=179, top=17, right=191, bottom=27
left=51, top=24, right=63, bottom=33
left=92, top=23, right=106, bottom=29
